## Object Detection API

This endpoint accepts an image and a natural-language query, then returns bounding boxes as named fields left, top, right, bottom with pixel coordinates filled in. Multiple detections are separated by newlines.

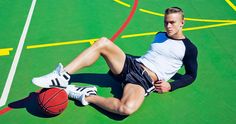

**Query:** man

left=32, top=7, right=198, bottom=115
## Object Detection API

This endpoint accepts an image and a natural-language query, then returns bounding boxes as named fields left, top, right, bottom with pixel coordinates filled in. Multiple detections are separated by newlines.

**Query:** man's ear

left=181, top=19, right=185, bottom=27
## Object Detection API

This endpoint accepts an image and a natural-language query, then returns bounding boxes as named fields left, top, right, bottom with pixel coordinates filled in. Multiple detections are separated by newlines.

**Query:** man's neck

left=168, top=31, right=185, bottom=39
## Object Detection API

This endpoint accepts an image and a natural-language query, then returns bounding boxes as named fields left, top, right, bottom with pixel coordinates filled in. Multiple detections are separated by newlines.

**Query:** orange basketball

left=38, top=88, right=68, bottom=116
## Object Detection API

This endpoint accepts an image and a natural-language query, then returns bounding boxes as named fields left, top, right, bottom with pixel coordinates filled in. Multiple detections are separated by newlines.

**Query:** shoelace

left=68, top=92, right=81, bottom=100
left=68, top=90, right=96, bottom=100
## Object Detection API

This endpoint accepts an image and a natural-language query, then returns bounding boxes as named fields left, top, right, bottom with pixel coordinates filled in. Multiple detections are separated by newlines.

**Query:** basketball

left=38, top=88, right=68, bottom=116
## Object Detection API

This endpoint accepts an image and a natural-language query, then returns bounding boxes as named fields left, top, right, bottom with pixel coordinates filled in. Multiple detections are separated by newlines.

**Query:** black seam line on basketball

left=41, top=89, right=47, bottom=103
left=46, top=100, right=68, bottom=109
left=55, top=78, right=60, bottom=87
left=40, top=104, right=47, bottom=111
left=44, top=99, right=68, bottom=115
left=43, top=89, right=63, bottom=106
left=43, top=89, right=65, bottom=106
left=46, top=108, right=63, bottom=115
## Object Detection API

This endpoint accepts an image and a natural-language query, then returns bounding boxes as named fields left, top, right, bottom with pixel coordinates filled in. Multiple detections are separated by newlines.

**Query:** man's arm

left=169, top=40, right=198, bottom=91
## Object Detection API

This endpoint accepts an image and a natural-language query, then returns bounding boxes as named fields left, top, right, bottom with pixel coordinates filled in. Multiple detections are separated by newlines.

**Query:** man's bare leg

left=64, top=37, right=126, bottom=75
left=86, top=83, right=146, bottom=115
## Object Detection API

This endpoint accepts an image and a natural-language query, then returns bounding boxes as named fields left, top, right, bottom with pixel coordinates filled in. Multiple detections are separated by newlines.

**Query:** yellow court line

left=121, top=22, right=236, bottom=38
left=26, top=1, right=236, bottom=49
left=0, top=48, right=13, bottom=56
left=139, top=8, right=164, bottom=17
left=183, top=22, right=236, bottom=31
left=6, top=22, right=236, bottom=53
left=26, top=38, right=99, bottom=49
left=3, top=0, right=235, bottom=54
left=225, top=0, right=236, bottom=11
left=113, top=0, right=131, bottom=7
left=114, top=0, right=236, bottom=23
left=121, top=32, right=156, bottom=38
left=139, top=8, right=236, bottom=23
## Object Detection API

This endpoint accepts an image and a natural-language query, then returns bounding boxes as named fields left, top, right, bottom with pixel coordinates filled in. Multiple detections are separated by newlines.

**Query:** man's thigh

left=99, top=38, right=126, bottom=75
left=121, top=83, right=146, bottom=112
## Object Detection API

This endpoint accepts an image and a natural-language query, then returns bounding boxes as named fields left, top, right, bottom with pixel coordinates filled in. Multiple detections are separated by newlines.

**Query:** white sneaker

left=32, top=63, right=70, bottom=88
left=65, top=85, right=97, bottom=105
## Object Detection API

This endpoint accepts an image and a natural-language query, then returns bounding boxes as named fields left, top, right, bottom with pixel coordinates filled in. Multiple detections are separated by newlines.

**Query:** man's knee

left=95, top=37, right=112, bottom=47
left=118, top=103, right=136, bottom=115
left=94, top=37, right=115, bottom=54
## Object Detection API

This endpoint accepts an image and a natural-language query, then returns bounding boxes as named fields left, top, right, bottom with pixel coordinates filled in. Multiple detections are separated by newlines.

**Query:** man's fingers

left=154, top=80, right=163, bottom=85
left=155, top=87, right=162, bottom=91
left=154, top=83, right=162, bottom=87
left=155, top=88, right=163, bottom=93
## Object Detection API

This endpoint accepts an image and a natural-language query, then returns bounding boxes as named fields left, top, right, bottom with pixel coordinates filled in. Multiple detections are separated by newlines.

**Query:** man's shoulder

left=153, top=32, right=168, bottom=43
left=182, top=38, right=198, bottom=58
left=183, top=38, right=197, bottom=50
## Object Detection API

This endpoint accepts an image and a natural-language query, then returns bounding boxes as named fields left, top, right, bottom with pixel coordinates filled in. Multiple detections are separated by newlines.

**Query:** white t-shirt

left=136, top=32, right=186, bottom=81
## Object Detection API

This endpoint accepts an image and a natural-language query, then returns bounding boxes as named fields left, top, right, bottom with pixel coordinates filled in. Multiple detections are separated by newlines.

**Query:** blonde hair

left=165, top=7, right=184, bottom=19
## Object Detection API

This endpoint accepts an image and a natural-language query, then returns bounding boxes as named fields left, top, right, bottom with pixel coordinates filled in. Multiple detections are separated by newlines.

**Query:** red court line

left=0, top=90, right=41, bottom=116
left=110, top=0, right=138, bottom=41
left=0, top=0, right=138, bottom=116
left=0, top=107, right=12, bottom=115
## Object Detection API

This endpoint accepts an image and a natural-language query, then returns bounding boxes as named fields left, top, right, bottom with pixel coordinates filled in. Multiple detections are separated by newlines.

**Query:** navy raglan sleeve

left=170, top=39, right=198, bottom=91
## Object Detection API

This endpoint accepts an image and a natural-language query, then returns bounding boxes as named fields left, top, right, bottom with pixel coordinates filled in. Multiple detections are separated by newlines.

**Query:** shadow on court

left=70, top=73, right=128, bottom=120
left=8, top=92, right=56, bottom=118
left=7, top=73, right=127, bottom=120
left=70, top=73, right=123, bottom=98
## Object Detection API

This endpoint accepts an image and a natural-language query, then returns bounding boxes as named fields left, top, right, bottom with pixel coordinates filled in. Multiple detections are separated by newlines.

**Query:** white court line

left=0, top=0, right=37, bottom=107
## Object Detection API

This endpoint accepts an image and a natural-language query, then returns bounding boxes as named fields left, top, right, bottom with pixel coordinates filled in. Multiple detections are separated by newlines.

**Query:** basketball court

left=0, top=0, right=236, bottom=123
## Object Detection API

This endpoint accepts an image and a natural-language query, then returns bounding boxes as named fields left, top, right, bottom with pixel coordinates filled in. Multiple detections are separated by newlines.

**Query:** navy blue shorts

left=109, top=55, right=154, bottom=96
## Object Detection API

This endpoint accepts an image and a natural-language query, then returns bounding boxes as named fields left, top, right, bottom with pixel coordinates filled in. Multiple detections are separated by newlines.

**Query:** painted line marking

left=139, top=8, right=236, bottom=23
left=226, top=0, right=236, bottom=11
left=0, top=89, right=41, bottom=115
left=2, top=0, right=236, bottom=53
left=121, top=22, right=236, bottom=38
left=0, top=107, right=12, bottom=115
left=139, top=8, right=164, bottom=17
left=27, top=0, right=139, bottom=49
left=113, top=0, right=131, bottom=7
left=0, top=0, right=37, bottom=107
left=0, top=48, right=13, bottom=56
left=27, top=38, right=99, bottom=49
left=183, top=22, right=236, bottom=31
left=110, top=0, right=138, bottom=41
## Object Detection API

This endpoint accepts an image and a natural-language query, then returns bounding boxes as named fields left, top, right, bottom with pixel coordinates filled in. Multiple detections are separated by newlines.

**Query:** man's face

left=164, top=13, right=184, bottom=37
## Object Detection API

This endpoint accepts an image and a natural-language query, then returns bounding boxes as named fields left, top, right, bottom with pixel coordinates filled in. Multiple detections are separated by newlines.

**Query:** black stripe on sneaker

left=63, top=74, right=69, bottom=80
left=87, top=90, right=96, bottom=93
left=49, top=79, right=66, bottom=88
left=90, top=93, right=97, bottom=96
left=55, top=78, right=60, bottom=87
left=51, top=80, right=55, bottom=86
left=79, top=87, right=86, bottom=92
left=76, top=87, right=81, bottom=91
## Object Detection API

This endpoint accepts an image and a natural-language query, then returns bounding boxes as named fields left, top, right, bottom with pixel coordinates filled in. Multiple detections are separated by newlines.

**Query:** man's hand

left=154, top=80, right=171, bottom=93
